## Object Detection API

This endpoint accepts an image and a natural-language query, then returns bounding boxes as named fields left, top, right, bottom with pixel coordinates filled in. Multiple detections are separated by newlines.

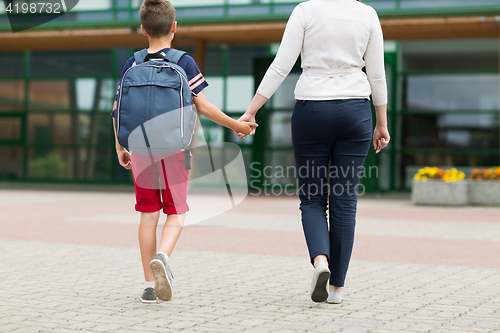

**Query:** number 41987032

left=6, top=2, right=62, bottom=14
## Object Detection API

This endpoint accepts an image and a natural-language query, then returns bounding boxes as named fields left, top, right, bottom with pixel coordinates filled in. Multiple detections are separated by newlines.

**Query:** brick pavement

left=0, top=188, right=499, bottom=333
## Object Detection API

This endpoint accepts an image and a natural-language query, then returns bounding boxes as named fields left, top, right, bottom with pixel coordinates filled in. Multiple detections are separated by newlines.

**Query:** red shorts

left=131, top=151, right=189, bottom=215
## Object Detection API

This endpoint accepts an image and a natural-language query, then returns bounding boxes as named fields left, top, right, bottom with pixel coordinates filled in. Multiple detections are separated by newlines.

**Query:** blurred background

left=0, top=0, right=499, bottom=193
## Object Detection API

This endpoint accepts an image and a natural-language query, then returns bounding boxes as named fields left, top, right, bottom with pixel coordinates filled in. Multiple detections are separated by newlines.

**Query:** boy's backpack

left=115, top=48, right=197, bottom=168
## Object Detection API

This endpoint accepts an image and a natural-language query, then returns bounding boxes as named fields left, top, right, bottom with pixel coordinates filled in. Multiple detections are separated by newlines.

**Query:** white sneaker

left=327, top=290, right=344, bottom=304
left=310, top=261, right=330, bottom=302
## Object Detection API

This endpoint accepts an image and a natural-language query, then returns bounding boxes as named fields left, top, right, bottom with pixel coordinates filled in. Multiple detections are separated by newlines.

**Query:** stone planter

left=411, top=180, right=468, bottom=206
left=468, top=181, right=500, bottom=206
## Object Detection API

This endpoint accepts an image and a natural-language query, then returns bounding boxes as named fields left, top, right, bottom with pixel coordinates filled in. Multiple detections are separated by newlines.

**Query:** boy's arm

left=113, top=118, right=132, bottom=170
left=193, top=91, right=257, bottom=136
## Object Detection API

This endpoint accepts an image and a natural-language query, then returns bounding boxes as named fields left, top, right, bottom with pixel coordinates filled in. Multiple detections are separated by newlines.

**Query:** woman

left=236, top=0, right=390, bottom=303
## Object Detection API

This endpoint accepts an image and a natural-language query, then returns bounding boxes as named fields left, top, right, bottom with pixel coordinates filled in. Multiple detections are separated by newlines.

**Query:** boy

left=111, top=0, right=257, bottom=303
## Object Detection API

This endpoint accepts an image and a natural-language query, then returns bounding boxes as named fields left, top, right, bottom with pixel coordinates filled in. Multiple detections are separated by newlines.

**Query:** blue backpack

left=115, top=48, right=197, bottom=168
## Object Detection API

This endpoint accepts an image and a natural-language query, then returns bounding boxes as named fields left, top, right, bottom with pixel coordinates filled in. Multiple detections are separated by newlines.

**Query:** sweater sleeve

left=256, top=4, right=305, bottom=99
left=364, top=8, right=387, bottom=106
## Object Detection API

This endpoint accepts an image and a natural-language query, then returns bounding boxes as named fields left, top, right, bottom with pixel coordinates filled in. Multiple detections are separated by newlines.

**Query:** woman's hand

left=234, top=112, right=257, bottom=139
left=116, top=147, right=132, bottom=169
left=373, top=126, right=390, bottom=154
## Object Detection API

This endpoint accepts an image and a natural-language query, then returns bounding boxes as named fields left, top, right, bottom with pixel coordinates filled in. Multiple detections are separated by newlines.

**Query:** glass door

left=250, top=57, right=300, bottom=192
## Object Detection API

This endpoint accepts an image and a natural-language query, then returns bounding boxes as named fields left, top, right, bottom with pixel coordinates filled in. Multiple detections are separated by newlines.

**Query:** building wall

left=0, top=1, right=499, bottom=190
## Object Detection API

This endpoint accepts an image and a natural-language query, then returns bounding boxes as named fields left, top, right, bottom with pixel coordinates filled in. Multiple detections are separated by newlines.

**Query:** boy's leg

left=158, top=153, right=189, bottom=256
left=149, top=153, right=189, bottom=301
left=139, top=211, right=160, bottom=282
left=158, top=213, right=185, bottom=256
left=131, top=152, right=163, bottom=302
left=149, top=213, right=183, bottom=302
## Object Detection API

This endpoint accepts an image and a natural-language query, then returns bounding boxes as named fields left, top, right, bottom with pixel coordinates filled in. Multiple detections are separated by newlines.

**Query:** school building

left=0, top=0, right=499, bottom=192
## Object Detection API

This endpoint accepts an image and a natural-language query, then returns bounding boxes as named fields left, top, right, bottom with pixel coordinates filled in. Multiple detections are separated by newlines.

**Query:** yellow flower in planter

left=414, top=167, right=445, bottom=181
left=414, top=167, right=465, bottom=182
left=443, top=168, right=466, bottom=183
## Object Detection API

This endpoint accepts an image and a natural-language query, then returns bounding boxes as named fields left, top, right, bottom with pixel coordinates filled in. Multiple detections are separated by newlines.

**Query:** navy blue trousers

left=291, top=99, right=372, bottom=287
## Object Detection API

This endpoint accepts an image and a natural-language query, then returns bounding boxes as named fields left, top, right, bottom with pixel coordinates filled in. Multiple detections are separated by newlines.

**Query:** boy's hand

left=116, top=147, right=132, bottom=169
left=236, top=121, right=258, bottom=137
left=234, top=113, right=257, bottom=139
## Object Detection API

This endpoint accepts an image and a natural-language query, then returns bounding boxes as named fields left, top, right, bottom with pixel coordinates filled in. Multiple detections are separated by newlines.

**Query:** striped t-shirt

left=112, top=48, right=208, bottom=117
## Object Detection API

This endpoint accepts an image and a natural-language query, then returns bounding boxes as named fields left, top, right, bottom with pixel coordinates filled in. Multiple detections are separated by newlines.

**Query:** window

left=0, top=147, right=23, bottom=179
left=203, top=76, right=224, bottom=110
left=226, top=76, right=254, bottom=112
left=31, top=50, right=112, bottom=77
left=76, top=78, right=115, bottom=112
left=402, top=114, right=499, bottom=150
left=0, top=52, right=24, bottom=77
left=271, top=73, right=299, bottom=110
left=401, top=72, right=500, bottom=189
left=29, top=79, right=114, bottom=112
left=401, top=39, right=499, bottom=71
left=399, top=0, right=500, bottom=9
left=0, top=51, right=135, bottom=183
left=0, top=81, right=25, bottom=112
left=29, top=80, right=70, bottom=110
left=0, top=118, right=21, bottom=141
left=406, top=75, right=499, bottom=111
left=267, top=112, right=292, bottom=147
left=73, top=0, right=112, bottom=11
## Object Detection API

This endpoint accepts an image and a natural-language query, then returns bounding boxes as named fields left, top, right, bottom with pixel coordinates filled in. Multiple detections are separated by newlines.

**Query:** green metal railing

left=1, top=0, right=500, bottom=32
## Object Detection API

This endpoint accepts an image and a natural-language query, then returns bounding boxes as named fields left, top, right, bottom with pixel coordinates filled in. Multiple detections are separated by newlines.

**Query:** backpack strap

left=165, top=49, right=186, bottom=64
left=133, top=49, right=149, bottom=65
left=184, top=150, right=191, bottom=170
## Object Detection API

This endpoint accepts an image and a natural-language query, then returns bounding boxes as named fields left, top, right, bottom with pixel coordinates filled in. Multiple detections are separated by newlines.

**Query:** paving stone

left=0, top=324, right=24, bottom=332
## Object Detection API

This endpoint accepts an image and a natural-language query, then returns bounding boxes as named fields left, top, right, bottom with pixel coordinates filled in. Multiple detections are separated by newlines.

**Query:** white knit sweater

left=256, top=0, right=387, bottom=106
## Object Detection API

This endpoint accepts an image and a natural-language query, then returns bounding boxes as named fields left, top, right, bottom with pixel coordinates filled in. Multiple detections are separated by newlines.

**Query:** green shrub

left=29, top=153, right=66, bottom=179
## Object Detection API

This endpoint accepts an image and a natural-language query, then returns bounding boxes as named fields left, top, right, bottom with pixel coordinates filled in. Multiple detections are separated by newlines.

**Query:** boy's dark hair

left=140, top=0, right=175, bottom=38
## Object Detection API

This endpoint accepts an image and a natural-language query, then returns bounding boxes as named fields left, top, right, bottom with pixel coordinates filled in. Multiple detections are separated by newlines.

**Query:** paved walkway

left=0, top=188, right=499, bottom=332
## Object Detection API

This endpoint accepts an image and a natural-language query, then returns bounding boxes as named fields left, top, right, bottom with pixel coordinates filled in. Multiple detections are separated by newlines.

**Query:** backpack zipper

left=176, top=68, right=185, bottom=138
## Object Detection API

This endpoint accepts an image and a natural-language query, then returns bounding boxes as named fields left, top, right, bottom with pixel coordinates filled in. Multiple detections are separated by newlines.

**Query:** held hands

left=237, top=120, right=258, bottom=137
left=373, top=126, right=390, bottom=154
left=234, top=112, right=257, bottom=139
left=116, top=147, right=132, bottom=170
left=234, top=93, right=267, bottom=139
